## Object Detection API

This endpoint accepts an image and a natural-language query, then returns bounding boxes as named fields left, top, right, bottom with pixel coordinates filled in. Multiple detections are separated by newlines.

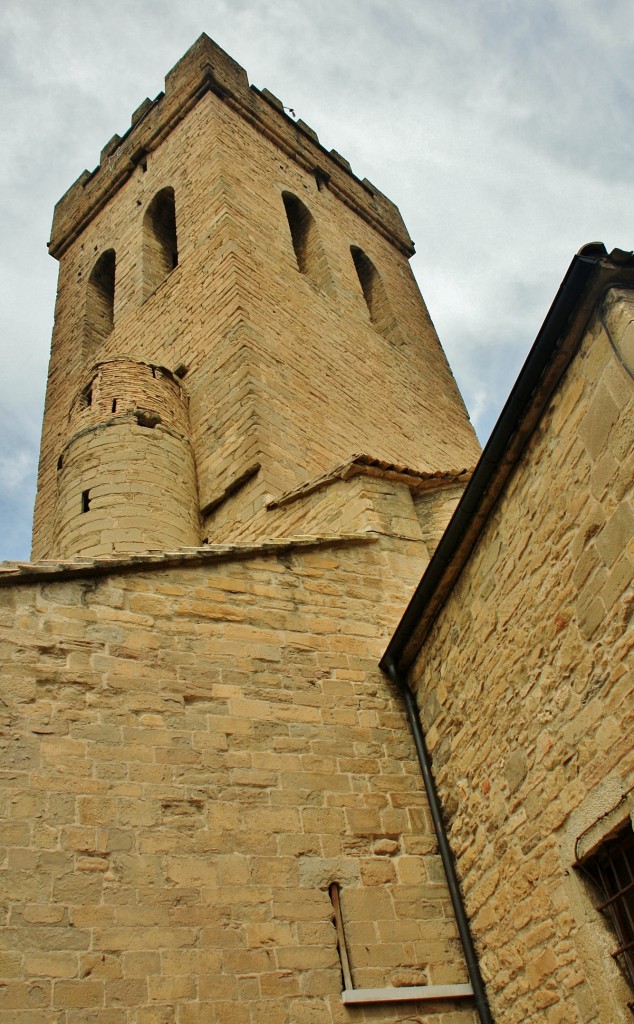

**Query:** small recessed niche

left=313, top=167, right=330, bottom=192
left=135, top=410, right=161, bottom=429
left=82, top=384, right=93, bottom=408
left=81, top=489, right=91, bottom=513
left=132, top=148, right=148, bottom=173
left=174, top=363, right=188, bottom=379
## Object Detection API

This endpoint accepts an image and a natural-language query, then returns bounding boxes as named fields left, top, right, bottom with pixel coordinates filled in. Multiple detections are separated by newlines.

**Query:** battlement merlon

left=48, top=33, right=415, bottom=260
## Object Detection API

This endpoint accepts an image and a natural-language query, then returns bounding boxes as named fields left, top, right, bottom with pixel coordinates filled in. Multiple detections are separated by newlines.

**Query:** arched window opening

left=282, top=192, right=333, bottom=294
left=350, top=246, right=401, bottom=343
left=85, top=249, right=115, bottom=351
left=143, top=187, right=178, bottom=299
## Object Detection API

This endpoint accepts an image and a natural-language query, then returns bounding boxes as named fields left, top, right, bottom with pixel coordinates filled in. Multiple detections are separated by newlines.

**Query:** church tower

left=33, top=34, right=479, bottom=561
left=3, top=35, right=492, bottom=1024
left=5, top=33, right=631, bottom=1024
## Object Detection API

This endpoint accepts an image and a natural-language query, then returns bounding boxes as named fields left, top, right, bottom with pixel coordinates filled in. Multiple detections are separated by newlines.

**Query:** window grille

left=582, top=825, right=634, bottom=1009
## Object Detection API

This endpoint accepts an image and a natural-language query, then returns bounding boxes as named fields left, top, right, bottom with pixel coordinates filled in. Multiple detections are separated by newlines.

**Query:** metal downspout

left=384, top=657, right=494, bottom=1024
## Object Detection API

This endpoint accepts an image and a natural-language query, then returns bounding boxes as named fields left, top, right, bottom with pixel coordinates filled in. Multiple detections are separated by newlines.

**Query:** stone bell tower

left=32, top=34, right=479, bottom=560
left=7, top=34, right=494, bottom=1024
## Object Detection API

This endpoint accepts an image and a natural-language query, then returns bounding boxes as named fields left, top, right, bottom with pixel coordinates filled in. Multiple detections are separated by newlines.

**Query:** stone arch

left=143, top=186, right=178, bottom=299
left=350, top=245, right=401, bottom=343
left=282, top=191, right=333, bottom=294
left=85, top=249, right=115, bottom=353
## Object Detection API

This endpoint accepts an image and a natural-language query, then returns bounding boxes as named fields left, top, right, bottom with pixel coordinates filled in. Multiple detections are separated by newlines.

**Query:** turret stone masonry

left=2, top=32, right=633, bottom=1024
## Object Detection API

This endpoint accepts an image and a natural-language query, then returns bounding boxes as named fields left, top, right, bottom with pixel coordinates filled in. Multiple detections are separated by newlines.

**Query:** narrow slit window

left=143, top=187, right=178, bottom=299
left=81, top=489, right=91, bottom=513
left=329, top=883, right=354, bottom=993
left=85, top=250, right=115, bottom=352
left=350, top=246, right=401, bottom=343
left=282, top=191, right=333, bottom=294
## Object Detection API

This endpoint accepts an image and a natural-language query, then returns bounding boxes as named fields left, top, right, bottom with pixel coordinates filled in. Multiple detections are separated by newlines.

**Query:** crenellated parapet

left=49, top=34, right=413, bottom=261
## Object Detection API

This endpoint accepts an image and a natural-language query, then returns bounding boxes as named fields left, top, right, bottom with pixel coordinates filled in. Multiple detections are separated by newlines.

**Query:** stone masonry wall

left=1, top=535, right=476, bottom=1024
left=207, top=472, right=429, bottom=553
left=408, top=289, right=634, bottom=1023
left=67, top=361, right=190, bottom=439
left=413, top=486, right=467, bottom=557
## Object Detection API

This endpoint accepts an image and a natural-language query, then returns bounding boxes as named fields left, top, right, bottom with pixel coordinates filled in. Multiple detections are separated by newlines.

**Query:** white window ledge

left=342, top=983, right=474, bottom=1004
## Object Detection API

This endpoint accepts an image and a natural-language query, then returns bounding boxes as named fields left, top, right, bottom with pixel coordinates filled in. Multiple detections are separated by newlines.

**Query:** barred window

left=582, top=825, right=634, bottom=1006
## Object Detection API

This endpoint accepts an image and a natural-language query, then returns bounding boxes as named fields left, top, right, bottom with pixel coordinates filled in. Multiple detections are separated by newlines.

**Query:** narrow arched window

left=351, top=246, right=401, bottom=343
left=282, top=192, right=333, bottom=294
left=143, top=187, right=178, bottom=299
left=85, top=249, right=115, bottom=351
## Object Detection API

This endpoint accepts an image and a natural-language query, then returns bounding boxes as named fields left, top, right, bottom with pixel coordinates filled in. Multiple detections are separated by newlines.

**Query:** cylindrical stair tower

left=52, top=359, right=201, bottom=557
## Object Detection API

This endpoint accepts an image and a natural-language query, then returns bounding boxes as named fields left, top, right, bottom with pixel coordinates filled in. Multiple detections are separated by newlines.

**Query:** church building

left=1, top=34, right=632, bottom=1024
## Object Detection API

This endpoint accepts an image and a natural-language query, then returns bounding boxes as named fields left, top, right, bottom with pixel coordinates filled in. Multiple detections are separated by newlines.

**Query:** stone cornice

left=0, top=533, right=376, bottom=586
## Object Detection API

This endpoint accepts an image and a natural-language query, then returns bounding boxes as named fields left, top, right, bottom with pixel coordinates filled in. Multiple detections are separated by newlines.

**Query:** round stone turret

left=52, top=359, right=200, bottom=557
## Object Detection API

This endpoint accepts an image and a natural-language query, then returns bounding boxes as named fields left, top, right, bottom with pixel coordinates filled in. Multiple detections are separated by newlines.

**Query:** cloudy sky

left=1, top=0, right=632, bottom=561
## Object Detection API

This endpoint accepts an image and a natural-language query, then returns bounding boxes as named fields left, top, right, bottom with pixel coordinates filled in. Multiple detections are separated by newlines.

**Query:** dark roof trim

left=381, top=245, right=634, bottom=674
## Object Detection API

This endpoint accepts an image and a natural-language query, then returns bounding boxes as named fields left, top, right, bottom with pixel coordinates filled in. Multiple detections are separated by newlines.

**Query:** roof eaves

left=266, top=454, right=473, bottom=510
left=0, top=533, right=376, bottom=586
left=381, top=246, right=634, bottom=676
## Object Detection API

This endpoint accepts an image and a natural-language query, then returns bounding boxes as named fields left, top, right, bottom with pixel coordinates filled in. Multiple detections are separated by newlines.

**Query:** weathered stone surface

left=411, top=294, right=634, bottom=1023
left=0, top=537, right=477, bottom=1021
left=9, top=27, right=633, bottom=1024
left=7, top=33, right=483, bottom=1020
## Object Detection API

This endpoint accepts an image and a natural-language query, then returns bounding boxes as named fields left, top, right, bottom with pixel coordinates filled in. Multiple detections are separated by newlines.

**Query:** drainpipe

left=383, top=656, right=494, bottom=1024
